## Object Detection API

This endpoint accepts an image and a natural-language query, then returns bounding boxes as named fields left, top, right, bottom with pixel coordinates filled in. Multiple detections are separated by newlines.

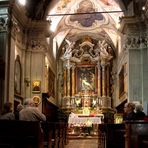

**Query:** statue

left=98, top=40, right=113, bottom=61
left=62, top=39, right=75, bottom=60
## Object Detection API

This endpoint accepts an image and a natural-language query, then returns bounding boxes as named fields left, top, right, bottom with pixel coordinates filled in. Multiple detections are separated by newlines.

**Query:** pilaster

left=120, top=16, right=148, bottom=104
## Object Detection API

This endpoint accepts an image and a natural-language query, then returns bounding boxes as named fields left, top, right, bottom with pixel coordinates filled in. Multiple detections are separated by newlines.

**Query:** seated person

left=135, top=103, right=146, bottom=120
left=0, top=102, right=15, bottom=120
left=14, top=104, right=24, bottom=120
left=123, top=102, right=136, bottom=121
left=19, top=98, right=46, bottom=122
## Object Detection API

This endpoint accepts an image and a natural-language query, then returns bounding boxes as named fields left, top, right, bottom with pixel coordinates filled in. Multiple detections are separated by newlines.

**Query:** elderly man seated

left=19, top=98, right=46, bottom=122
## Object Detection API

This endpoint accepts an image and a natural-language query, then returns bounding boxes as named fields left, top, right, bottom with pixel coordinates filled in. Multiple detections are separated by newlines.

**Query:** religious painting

left=48, top=67, right=55, bottom=98
left=14, top=55, right=22, bottom=95
left=119, top=66, right=124, bottom=98
left=32, top=80, right=41, bottom=94
left=76, top=66, right=96, bottom=93
left=32, top=96, right=41, bottom=106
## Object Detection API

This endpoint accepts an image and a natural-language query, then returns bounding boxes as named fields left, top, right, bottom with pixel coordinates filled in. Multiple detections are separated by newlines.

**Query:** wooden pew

left=0, top=120, right=44, bottom=148
left=42, top=95, right=68, bottom=148
left=41, top=122, right=58, bottom=148
left=98, top=123, right=125, bottom=148
left=125, top=121, right=148, bottom=148
left=41, top=122, right=68, bottom=148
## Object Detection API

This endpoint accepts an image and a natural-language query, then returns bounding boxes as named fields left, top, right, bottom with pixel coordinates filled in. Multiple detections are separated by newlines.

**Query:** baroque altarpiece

left=58, top=37, right=114, bottom=118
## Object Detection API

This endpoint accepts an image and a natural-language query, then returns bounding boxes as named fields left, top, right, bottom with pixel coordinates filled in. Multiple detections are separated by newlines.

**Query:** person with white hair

left=135, top=104, right=146, bottom=120
left=19, top=98, right=46, bottom=121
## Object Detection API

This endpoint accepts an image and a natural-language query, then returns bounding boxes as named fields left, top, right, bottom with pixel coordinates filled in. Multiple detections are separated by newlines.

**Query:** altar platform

left=68, top=113, right=104, bottom=137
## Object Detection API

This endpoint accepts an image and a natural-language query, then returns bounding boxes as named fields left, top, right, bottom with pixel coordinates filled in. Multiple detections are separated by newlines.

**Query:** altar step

left=65, top=139, right=98, bottom=148
left=68, top=133, right=98, bottom=139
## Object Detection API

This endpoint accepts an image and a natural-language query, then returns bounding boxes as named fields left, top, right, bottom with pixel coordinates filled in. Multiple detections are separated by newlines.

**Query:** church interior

left=0, top=0, right=148, bottom=148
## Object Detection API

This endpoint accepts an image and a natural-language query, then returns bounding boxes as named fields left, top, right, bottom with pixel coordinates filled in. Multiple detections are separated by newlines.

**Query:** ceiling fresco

left=47, top=0, right=124, bottom=31
left=45, top=0, right=126, bottom=53
left=70, top=0, right=104, bottom=27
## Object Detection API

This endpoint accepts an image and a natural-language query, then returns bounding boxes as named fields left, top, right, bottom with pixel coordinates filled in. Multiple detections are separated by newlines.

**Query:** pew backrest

left=125, top=121, right=148, bottom=148
left=0, top=120, right=44, bottom=148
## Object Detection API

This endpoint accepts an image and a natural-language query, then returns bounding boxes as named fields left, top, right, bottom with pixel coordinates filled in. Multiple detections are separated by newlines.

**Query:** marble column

left=71, top=65, right=75, bottom=97
left=106, top=63, right=110, bottom=97
left=63, top=59, right=72, bottom=108
left=101, top=62, right=107, bottom=97
left=66, top=61, right=71, bottom=97
left=63, top=67, right=67, bottom=97
left=97, top=63, right=101, bottom=97
left=100, top=59, right=112, bottom=108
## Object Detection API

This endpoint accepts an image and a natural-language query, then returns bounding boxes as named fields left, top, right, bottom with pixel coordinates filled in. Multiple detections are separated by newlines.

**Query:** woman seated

left=123, top=102, right=136, bottom=121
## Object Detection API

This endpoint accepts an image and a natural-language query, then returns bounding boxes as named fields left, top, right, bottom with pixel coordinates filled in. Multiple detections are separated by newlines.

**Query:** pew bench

left=0, top=120, right=44, bottom=148
left=98, top=123, right=125, bottom=148
left=41, top=122, right=68, bottom=148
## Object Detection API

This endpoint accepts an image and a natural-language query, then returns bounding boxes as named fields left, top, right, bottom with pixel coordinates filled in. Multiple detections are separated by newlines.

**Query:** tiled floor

left=65, top=139, right=98, bottom=148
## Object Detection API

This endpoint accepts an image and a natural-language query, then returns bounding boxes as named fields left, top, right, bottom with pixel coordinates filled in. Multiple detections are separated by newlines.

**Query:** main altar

left=67, top=91, right=104, bottom=136
left=58, top=37, right=115, bottom=136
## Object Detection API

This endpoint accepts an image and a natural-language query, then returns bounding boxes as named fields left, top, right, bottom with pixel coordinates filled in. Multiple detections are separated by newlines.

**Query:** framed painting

left=76, top=65, right=97, bottom=93
left=14, top=55, right=22, bottom=95
left=48, top=67, right=55, bottom=98
left=119, top=66, right=124, bottom=98
left=32, top=80, right=41, bottom=93
left=32, top=95, right=41, bottom=106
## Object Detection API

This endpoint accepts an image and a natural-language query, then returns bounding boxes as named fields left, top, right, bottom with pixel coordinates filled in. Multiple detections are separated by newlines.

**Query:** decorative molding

left=27, top=39, right=48, bottom=52
left=0, top=15, right=8, bottom=31
left=123, top=35, right=148, bottom=50
left=61, top=38, right=114, bottom=65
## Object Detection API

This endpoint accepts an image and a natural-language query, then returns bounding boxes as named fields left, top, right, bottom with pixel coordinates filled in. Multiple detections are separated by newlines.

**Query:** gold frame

left=32, top=80, right=41, bottom=94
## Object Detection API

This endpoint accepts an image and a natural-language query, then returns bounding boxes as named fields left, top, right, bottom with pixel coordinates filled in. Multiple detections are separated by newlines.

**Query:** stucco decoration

left=61, top=37, right=113, bottom=64
left=123, top=35, right=148, bottom=50
left=27, top=40, right=48, bottom=52
left=0, top=16, right=8, bottom=30
left=61, top=39, right=75, bottom=60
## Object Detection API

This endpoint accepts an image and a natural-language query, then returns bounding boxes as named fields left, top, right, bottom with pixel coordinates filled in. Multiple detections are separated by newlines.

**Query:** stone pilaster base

left=100, top=96, right=111, bottom=108
left=62, top=96, right=71, bottom=109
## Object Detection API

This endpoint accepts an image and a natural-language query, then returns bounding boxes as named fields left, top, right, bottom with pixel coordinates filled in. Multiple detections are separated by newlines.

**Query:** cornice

left=12, top=3, right=28, bottom=28
left=119, top=16, right=144, bottom=34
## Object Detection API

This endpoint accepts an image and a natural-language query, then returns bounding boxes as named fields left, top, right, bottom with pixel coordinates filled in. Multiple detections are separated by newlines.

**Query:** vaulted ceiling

left=23, top=0, right=146, bottom=56
left=25, top=0, right=132, bottom=20
left=45, top=0, right=126, bottom=49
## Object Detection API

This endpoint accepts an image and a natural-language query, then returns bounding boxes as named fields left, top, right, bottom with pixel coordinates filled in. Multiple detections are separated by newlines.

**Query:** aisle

left=65, top=139, right=98, bottom=148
